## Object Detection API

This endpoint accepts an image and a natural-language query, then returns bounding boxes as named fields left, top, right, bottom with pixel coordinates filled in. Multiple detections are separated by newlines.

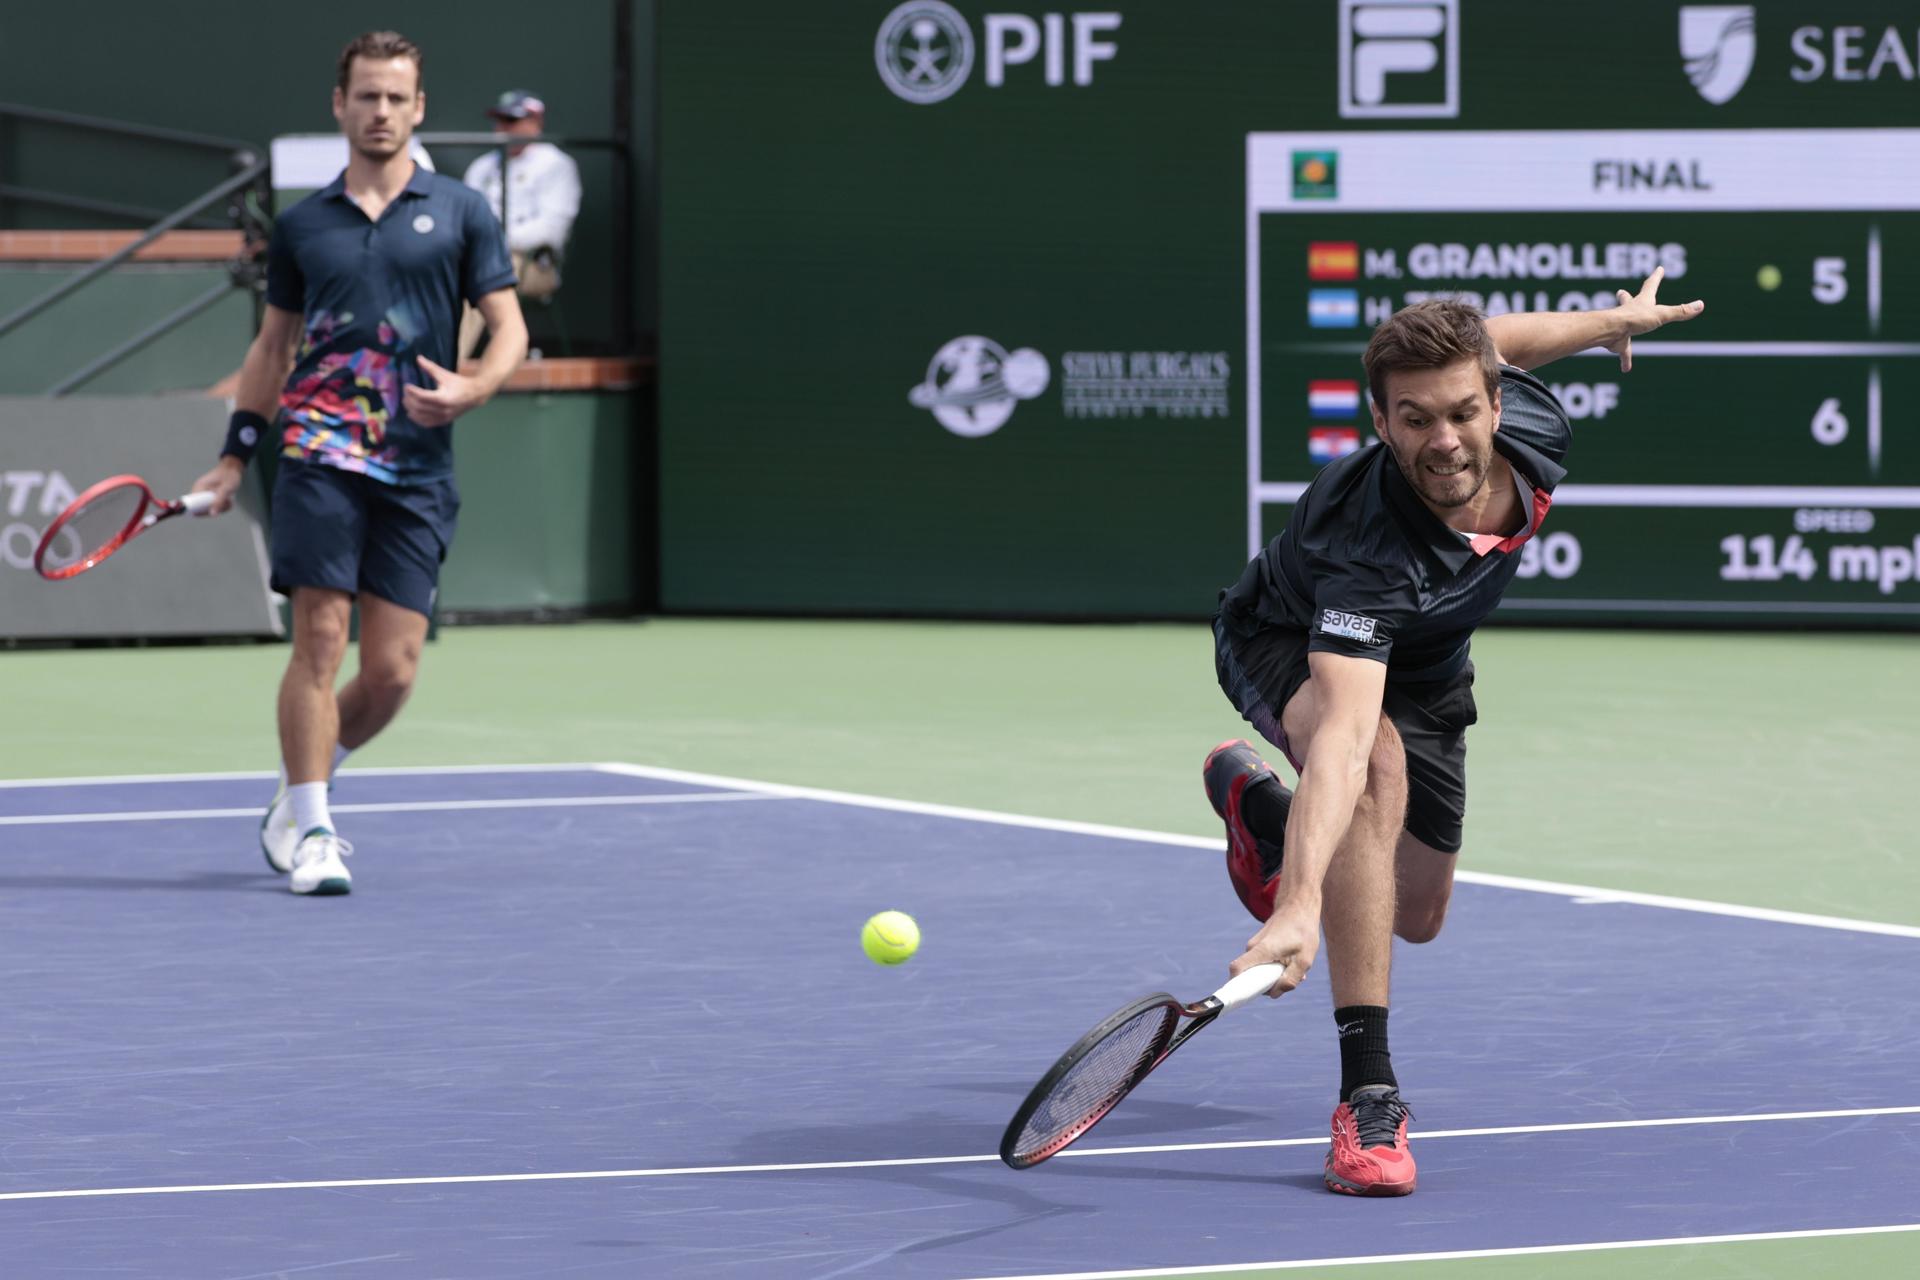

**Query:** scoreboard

left=1249, top=129, right=1920, bottom=624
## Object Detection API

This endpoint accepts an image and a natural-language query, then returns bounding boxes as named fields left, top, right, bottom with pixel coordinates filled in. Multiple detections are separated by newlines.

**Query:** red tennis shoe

left=1201, top=739, right=1289, bottom=921
left=1325, top=1086, right=1417, bottom=1196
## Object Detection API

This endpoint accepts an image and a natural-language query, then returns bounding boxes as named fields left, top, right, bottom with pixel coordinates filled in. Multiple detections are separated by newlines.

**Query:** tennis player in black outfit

left=1205, top=271, right=1704, bottom=1195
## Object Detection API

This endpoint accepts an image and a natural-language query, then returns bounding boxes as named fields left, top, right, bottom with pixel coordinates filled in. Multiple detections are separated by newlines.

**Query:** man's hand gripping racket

left=33, top=475, right=218, bottom=580
left=999, top=961, right=1288, bottom=1169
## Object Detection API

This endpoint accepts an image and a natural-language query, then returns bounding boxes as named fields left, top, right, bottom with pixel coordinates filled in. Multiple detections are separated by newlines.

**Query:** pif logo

left=876, top=3, right=1121, bottom=104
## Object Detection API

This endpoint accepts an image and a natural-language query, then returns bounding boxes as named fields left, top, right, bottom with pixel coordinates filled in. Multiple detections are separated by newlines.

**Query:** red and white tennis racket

left=999, top=962, right=1285, bottom=1169
left=33, top=474, right=216, bottom=580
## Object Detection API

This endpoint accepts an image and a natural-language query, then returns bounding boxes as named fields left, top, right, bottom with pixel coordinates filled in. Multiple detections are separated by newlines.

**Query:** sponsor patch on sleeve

left=1316, top=608, right=1383, bottom=644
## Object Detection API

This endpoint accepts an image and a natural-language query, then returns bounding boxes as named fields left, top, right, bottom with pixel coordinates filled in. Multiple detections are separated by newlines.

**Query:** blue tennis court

left=1, top=764, right=1915, bottom=1277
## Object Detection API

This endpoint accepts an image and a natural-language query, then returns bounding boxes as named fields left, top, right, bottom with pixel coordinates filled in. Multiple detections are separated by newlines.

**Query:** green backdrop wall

left=657, top=1, right=1920, bottom=622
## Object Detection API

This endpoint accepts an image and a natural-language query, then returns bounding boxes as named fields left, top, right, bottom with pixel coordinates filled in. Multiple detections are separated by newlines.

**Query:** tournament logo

left=908, top=335, right=1051, bottom=437
left=875, top=2, right=976, bottom=104
left=1678, top=6, right=1756, bottom=105
left=1292, top=150, right=1339, bottom=200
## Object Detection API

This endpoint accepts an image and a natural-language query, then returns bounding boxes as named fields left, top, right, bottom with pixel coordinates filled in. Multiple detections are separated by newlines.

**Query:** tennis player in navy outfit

left=194, top=31, right=526, bottom=895
left=1205, top=276, right=1705, bottom=1194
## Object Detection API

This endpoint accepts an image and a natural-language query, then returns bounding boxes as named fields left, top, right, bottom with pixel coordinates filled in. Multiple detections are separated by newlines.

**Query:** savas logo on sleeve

left=1318, top=609, right=1382, bottom=643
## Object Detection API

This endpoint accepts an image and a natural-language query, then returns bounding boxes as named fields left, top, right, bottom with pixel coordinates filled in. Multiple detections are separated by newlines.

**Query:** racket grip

left=1213, top=963, right=1288, bottom=1011
left=181, top=491, right=217, bottom=516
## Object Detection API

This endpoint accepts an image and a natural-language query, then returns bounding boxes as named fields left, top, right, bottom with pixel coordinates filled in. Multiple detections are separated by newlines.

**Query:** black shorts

left=1212, top=613, right=1477, bottom=854
left=269, top=457, right=460, bottom=618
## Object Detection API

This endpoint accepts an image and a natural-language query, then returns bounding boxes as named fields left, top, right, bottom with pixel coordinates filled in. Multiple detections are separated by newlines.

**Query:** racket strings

left=1007, top=1002, right=1179, bottom=1163
left=49, top=484, right=147, bottom=568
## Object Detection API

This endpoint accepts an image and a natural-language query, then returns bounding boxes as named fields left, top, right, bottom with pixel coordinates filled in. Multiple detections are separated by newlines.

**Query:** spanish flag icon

left=1308, top=242, right=1359, bottom=280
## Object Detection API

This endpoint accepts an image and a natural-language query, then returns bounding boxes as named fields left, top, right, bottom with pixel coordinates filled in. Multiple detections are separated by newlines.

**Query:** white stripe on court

left=0, top=790, right=775, bottom=827
left=954, top=1223, right=1920, bottom=1280
left=591, top=763, right=1920, bottom=940
left=3, top=761, right=1915, bottom=939
left=0, top=1104, right=1911, bottom=1205
left=0, top=762, right=606, bottom=790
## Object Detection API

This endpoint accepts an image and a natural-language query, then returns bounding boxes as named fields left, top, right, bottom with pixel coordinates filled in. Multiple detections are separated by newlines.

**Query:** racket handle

left=1213, top=963, right=1288, bottom=1011
left=181, top=491, right=216, bottom=516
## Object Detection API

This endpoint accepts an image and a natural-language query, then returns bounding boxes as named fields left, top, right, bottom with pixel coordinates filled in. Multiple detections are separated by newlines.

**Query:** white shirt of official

left=461, top=141, right=582, bottom=257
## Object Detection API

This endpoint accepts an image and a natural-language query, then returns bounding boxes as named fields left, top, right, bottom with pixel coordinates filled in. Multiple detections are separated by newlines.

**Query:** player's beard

left=350, top=124, right=406, bottom=163
left=1390, top=437, right=1491, bottom=509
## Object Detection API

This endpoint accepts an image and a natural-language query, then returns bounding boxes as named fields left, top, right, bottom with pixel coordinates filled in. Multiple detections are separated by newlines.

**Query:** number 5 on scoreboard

left=1812, top=257, right=1847, bottom=304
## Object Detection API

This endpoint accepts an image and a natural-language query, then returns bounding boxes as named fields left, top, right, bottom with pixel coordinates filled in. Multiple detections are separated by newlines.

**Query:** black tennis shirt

left=1219, top=366, right=1572, bottom=684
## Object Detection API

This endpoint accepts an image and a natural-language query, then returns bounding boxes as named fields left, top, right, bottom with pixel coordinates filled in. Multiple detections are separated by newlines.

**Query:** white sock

left=279, top=745, right=349, bottom=791
left=288, top=782, right=333, bottom=837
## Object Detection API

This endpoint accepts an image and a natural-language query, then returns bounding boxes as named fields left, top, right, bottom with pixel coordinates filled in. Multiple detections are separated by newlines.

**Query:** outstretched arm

left=1487, top=267, right=1705, bottom=373
left=1229, top=650, right=1387, bottom=997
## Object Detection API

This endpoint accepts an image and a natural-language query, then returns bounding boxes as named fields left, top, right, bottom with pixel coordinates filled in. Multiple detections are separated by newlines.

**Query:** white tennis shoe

left=289, top=831, right=353, bottom=896
left=260, top=788, right=300, bottom=873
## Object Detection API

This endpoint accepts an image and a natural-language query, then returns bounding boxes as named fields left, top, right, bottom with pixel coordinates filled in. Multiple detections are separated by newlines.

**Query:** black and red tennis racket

left=1000, top=962, right=1285, bottom=1169
left=33, top=474, right=216, bottom=580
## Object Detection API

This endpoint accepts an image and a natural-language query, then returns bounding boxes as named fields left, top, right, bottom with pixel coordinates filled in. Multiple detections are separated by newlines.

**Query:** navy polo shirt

left=1219, top=367, right=1572, bottom=683
left=265, top=164, right=516, bottom=485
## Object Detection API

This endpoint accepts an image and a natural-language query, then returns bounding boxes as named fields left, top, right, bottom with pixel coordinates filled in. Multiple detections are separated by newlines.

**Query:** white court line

left=591, top=763, right=1920, bottom=940
left=957, top=1223, right=1920, bottom=1280
left=0, top=1104, right=1911, bottom=1205
left=0, top=762, right=605, bottom=790
left=0, top=791, right=777, bottom=827
left=4, top=762, right=1917, bottom=939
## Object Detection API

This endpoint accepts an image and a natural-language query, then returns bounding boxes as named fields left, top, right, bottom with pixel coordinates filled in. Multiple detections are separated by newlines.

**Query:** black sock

left=1335, top=1005, right=1396, bottom=1102
left=1240, top=775, right=1292, bottom=846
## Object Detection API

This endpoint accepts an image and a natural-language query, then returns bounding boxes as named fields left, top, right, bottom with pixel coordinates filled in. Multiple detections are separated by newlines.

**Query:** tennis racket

left=33, top=474, right=216, bottom=581
left=999, top=962, right=1286, bottom=1169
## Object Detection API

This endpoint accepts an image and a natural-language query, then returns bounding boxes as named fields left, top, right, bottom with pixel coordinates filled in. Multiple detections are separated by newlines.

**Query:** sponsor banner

left=0, top=398, right=280, bottom=640
left=1060, top=350, right=1231, bottom=420
left=907, top=339, right=1232, bottom=433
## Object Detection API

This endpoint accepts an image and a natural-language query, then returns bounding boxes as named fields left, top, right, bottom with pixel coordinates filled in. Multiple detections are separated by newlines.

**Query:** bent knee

left=357, top=660, right=419, bottom=701
left=1394, top=906, right=1448, bottom=944
left=1394, top=880, right=1453, bottom=944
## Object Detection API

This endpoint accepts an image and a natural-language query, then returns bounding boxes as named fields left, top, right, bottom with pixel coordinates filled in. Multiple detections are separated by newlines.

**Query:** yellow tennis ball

left=861, top=911, right=920, bottom=965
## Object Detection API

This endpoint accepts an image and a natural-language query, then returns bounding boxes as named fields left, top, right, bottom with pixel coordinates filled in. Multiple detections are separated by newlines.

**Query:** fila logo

left=1319, top=609, right=1382, bottom=643
left=1338, top=0, right=1460, bottom=119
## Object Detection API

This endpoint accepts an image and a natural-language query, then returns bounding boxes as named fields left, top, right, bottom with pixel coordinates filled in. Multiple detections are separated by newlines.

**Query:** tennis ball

left=1757, top=264, right=1781, bottom=292
left=861, top=911, right=920, bottom=965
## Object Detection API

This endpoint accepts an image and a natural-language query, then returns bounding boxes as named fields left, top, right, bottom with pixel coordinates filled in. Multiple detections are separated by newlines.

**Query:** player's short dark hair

left=337, top=31, right=423, bottom=94
left=1363, top=299, right=1499, bottom=410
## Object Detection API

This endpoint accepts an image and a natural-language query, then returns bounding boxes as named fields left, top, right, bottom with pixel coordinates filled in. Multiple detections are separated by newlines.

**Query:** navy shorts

left=269, top=457, right=460, bottom=617
left=1213, top=612, right=1477, bottom=854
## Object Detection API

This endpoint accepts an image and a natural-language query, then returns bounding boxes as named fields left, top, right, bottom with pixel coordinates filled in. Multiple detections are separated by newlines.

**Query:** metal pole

left=0, top=101, right=256, bottom=154
left=0, top=160, right=264, bottom=343
left=47, top=279, right=237, bottom=396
